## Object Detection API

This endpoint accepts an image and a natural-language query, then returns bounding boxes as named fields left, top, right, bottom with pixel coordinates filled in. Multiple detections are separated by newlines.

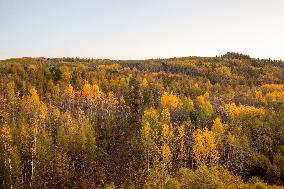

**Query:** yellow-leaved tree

left=0, top=124, right=21, bottom=188
left=82, top=81, right=93, bottom=100
left=82, top=81, right=102, bottom=101
left=196, top=92, right=215, bottom=127
left=141, top=108, right=160, bottom=172
left=161, top=123, right=174, bottom=169
left=161, top=107, right=170, bottom=124
left=142, top=77, right=149, bottom=88
left=193, top=128, right=219, bottom=166
left=66, top=84, right=75, bottom=99
left=175, top=124, right=187, bottom=167
left=26, top=87, right=48, bottom=187
left=211, top=117, right=224, bottom=145
left=60, top=66, right=72, bottom=83
left=161, top=92, right=179, bottom=109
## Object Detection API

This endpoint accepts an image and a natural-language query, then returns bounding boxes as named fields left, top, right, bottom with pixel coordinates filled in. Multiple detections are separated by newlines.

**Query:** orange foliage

left=161, top=92, right=179, bottom=109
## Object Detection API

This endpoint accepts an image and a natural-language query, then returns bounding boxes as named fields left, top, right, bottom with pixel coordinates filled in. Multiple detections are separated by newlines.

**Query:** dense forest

left=0, top=52, right=284, bottom=188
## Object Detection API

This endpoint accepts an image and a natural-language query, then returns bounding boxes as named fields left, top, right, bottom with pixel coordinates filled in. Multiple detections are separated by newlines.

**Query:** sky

left=0, top=0, right=283, bottom=60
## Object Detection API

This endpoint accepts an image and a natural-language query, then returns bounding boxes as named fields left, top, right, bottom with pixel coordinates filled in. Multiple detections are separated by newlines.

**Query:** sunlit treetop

left=261, top=84, right=284, bottom=91
left=223, top=103, right=265, bottom=119
left=29, top=87, right=40, bottom=106
left=142, top=77, right=149, bottom=88
left=82, top=81, right=102, bottom=101
left=161, top=91, right=179, bottom=109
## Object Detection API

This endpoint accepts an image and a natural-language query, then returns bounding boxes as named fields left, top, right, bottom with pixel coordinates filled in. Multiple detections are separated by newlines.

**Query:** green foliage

left=0, top=54, right=283, bottom=188
left=176, top=166, right=245, bottom=189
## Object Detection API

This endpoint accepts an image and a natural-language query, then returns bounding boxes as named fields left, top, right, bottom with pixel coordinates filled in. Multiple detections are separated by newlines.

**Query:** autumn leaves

left=0, top=56, right=283, bottom=188
left=140, top=89, right=268, bottom=178
left=141, top=92, right=219, bottom=172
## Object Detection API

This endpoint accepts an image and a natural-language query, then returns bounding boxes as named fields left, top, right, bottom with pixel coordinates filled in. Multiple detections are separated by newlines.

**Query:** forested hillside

left=0, top=52, right=284, bottom=188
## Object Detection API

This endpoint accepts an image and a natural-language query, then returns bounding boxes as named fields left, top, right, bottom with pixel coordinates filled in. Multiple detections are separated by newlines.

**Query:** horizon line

left=1, top=52, right=283, bottom=62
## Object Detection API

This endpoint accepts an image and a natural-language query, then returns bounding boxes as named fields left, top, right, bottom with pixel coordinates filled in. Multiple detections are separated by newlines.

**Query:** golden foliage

left=196, top=94, right=206, bottom=108
left=255, top=85, right=284, bottom=103
left=29, top=87, right=40, bottom=106
left=63, top=111, right=73, bottom=128
left=212, top=117, right=224, bottom=143
left=161, top=124, right=173, bottom=142
left=6, top=81, right=16, bottom=99
left=196, top=93, right=214, bottom=116
left=65, top=84, right=75, bottom=98
left=1, top=57, right=283, bottom=188
left=177, top=166, right=245, bottom=189
left=193, top=128, right=219, bottom=165
left=52, top=84, right=60, bottom=101
left=28, top=64, right=38, bottom=71
left=82, top=81, right=102, bottom=100
left=97, top=63, right=120, bottom=70
left=212, top=117, right=223, bottom=134
left=93, top=83, right=102, bottom=99
left=161, top=143, right=172, bottom=165
left=226, top=132, right=236, bottom=147
left=142, top=77, right=149, bottom=88
left=60, top=66, right=72, bottom=82
left=265, top=91, right=284, bottom=102
left=82, top=81, right=92, bottom=100
left=223, top=103, right=265, bottom=119
left=176, top=124, right=186, bottom=163
left=142, top=108, right=159, bottom=128
left=177, top=124, right=186, bottom=139
left=161, top=92, right=179, bottom=109
left=141, top=108, right=160, bottom=143
left=0, top=124, right=13, bottom=154
left=142, top=122, right=151, bottom=142
left=39, top=103, right=48, bottom=120
left=255, top=91, right=263, bottom=101
left=161, top=107, right=170, bottom=123
left=261, top=84, right=284, bottom=91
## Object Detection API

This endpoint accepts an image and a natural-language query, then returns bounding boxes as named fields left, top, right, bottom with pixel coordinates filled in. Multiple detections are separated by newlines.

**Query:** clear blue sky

left=0, top=0, right=283, bottom=60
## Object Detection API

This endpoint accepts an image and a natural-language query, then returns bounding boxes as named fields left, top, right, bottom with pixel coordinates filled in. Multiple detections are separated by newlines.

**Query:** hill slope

left=0, top=53, right=284, bottom=188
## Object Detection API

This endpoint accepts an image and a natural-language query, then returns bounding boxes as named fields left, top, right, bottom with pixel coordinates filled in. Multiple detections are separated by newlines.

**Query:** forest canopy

left=0, top=53, right=284, bottom=188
